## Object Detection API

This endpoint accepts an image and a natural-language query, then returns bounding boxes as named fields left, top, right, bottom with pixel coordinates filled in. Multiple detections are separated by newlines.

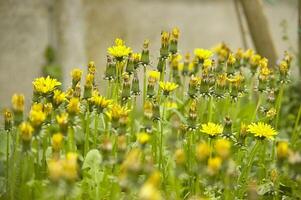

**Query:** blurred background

left=0, top=0, right=298, bottom=109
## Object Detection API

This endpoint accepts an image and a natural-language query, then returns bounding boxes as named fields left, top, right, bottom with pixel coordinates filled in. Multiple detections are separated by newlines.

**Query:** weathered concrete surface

left=0, top=0, right=49, bottom=108
left=0, top=0, right=298, bottom=109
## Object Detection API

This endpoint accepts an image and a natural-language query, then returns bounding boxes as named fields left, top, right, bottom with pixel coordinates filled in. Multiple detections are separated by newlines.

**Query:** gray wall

left=0, top=0, right=298, bottom=109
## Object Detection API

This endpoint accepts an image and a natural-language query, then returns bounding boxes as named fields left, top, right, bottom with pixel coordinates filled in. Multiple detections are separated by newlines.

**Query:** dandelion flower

left=159, top=81, right=178, bottom=95
left=108, top=38, right=132, bottom=60
left=194, top=48, right=213, bottom=61
left=207, top=156, right=222, bottom=175
left=200, top=122, right=223, bottom=137
left=11, top=94, right=25, bottom=112
left=137, top=132, right=150, bottom=145
left=32, top=76, right=61, bottom=94
left=247, top=122, right=277, bottom=140
left=214, top=138, right=231, bottom=159
left=196, top=142, right=211, bottom=160
left=277, top=141, right=289, bottom=159
left=19, top=122, right=34, bottom=141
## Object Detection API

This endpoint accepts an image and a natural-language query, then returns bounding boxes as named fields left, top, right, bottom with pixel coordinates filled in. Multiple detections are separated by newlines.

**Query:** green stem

left=275, top=84, right=284, bottom=128
left=6, top=131, right=9, bottom=196
left=84, top=112, right=90, bottom=155
left=159, top=99, right=166, bottom=171
left=143, top=65, right=147, bottom=106
left=94, top=113, right=99, bottom=148
left=237, top=140, right=261, bottom=197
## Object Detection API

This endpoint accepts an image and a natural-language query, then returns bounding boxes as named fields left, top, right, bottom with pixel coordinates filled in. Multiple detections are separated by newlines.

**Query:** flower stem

left=237, top=139, right=261, bottom=197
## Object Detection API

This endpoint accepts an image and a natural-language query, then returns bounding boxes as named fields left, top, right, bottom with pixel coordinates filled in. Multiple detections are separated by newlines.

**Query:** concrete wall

left=0, top=0, right=298, bottom=109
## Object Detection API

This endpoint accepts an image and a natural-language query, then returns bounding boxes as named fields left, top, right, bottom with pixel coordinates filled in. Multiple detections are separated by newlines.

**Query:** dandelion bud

left=152, top=101, right=160, bottom=121
left=88, top=61, right=96, bottom=75
left=270, top=169, right=278, bottom=183
left=157, top=56, right=166, bottom=73
left=104, top=56, right=117, bottom=80
left=84, top=74, right=94, bottom=99
left=188, top=76, right=200, bottom=99
left=71, top=68, right=83, bottom=88
left=11, top=94, right=25, bottom=125
left=131, top=72, right=140, bottom=96
left=187, top=100, right=197, bottom=130
left=73, top=84, right=81, bottom=98
left=121, top=73, right=131, bottom=103
left=226, top=53, right=236, bottom=75
left=3, top=109, right=13, bottom=131
left=160, top=31, right=169, bottom=58
left=125, top=53, right=135, bottom=74
left=223, top=116, right=232, bottom=137
left=169, top=27, right=179, bottom=54
left=182, top=53, right=190, bottom=76
left=141, top=40, right=150, bottom=65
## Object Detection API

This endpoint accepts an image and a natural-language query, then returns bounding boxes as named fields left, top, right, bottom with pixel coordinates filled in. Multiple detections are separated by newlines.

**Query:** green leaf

left=82, top=149, right=102, bottom=170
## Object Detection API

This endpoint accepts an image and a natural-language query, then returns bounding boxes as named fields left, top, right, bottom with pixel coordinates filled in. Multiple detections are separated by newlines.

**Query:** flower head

left=33, top=76, right=61, bottom=94
left=200, top=122, right=223, bottom=137
left=19, top=122, right=34, bottom=141
left=11, top=94, right=25, bottom=112
left=214, top=138, right=231, bottom=159
left=53, top=90, right=66, bottom=106
left=89, top=93, right=112, bottom=112
left=194, top=48, right=213, bottom=61
left=52, top=133, right=64, bottom=151
left=137, top=132, right=150, bottom=145
left=67, top=98, right=80, bottom=114
left=108, top=38, right=132, bottom=60
left=277, top=141, right=289, bottom=159
left=159, top=81, right=178, bottom=95
left=247, top=122, right=277, bottom=140
left=148, top=70, right=161, bottom=83
left=207, top=156, right=222, bottom=175
left=29, top=103, right=46, bottom=127
left=196, top=142, right=211, bottom=160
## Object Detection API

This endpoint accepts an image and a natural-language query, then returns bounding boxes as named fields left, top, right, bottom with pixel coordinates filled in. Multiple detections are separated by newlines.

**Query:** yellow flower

left=56, top=113, right=68, bottom=127
left=29, top=103, right=46, bottom=127
left=196, top=142, right=211, bottom=160
left=132, top=53, right=141, bottom=62
left=243, top=49, right=254, bottom=60
left=279, top=60, right=288, bottom=74
left=67, top=98, right=80, bottom=114
left=203, top=58, right=213, bottom=68
left=159, top=81, right=178, bottom=95
left=200, top=122, right=223, bottom=137
left=247, top=122, right=277, bottom=140
left=48, top=159, right=63, bottom=182
left=137, top=132, right=150, bottom=145
left=171, top=27, right=180, bottom=39
left=62, top=152, right=79, bottom=181
left=227, top=73, right=244, bottom=87
left=259, top=67, right=272, bottom=80
left=174, top=148, right=186, bottom=165
left=207, top=156, right=222, bottom=175
left=71, top=68, right=83, bottom=82
left=88, top=61, right=96, bottom=74
left=216, top=73, right=227, bottom=87
left=11, top=94, right=25, bottom=112
left=33, top=76, right=61, bottom=94
left=259, top=57, right=268, bottom=68
left=89, top=94, right=112, bottom=111
left=147, top=70, right=160, bottom=83
left=19, top=122, right=34, bottom=141
left=165, top=101, right=178, bottom=109
left=53, top=90, right=66, bottom=105
left=194, top=48, right=213, bottom=60
left=277, top=141, right=289, bottom=159
left=139, top=171, right=162, bottom=200
left=161, top=31, right=170, bottom=46
left=227, top=53, right=236, bottom=65
left=214, top=138, right=231, bottom=159
left=250, top=54, right=261, bottom=66
left=108, top=103, right=130, bottom=121
left=108, top=38, right=132, bottom=59
left=52, top=133, right=64, bottom=151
